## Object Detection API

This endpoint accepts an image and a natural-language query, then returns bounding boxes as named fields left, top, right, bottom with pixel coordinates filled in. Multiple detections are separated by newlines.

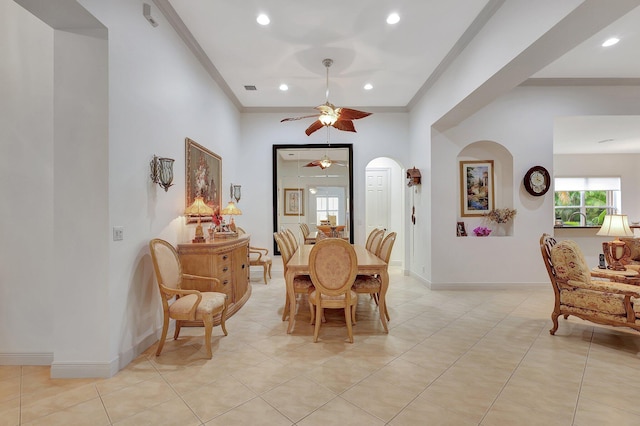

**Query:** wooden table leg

left=285, top=269, right=296, bottom=333
left=378, top=270, right=389, bottom=333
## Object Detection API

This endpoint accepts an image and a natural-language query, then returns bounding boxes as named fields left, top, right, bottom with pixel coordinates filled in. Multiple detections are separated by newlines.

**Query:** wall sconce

left=150, top=155, right=174, bottom=192
left=230, top=183, right=241, bottom=203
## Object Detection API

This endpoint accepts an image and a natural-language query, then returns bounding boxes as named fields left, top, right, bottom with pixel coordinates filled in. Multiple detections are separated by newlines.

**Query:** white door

left=366, top=168, right=390, bottom=237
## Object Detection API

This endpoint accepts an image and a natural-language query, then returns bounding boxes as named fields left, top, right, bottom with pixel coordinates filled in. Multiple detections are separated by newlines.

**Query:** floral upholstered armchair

left=540, top=234, right=640, bottom=334
left=601, top=237, right=640, bottom=270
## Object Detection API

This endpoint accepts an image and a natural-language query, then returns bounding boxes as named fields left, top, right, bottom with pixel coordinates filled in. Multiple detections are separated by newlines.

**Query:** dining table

left=285, top=244, right=389, bottom=333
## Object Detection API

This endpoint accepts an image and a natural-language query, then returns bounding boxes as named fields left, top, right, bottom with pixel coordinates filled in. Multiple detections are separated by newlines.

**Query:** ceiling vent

left=244, top=85, right=257, bottom=91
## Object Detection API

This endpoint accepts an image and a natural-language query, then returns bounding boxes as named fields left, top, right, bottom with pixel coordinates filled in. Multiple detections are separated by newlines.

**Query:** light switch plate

left=113, top=226, right=124, bottom=241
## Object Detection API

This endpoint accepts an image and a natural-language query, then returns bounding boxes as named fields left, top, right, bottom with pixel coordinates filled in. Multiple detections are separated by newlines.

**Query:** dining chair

left=149, top=238, right=228, bottom=359
left=274, top=232, right=314, bottom=321
left=367, top=228, right=385, bottom=255
left=237, top=227, right=272, bottom=284
left=308, top=238, right=359, bottom=343
left=353, top=232, right=396, bottom=322
left=299, top=223, right=314, bottom=244
left=284, top=228, right=299, bottom=252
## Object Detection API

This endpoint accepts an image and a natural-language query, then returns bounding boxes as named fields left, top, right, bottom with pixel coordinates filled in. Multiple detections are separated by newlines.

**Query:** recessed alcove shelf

left=457, top=140, right=514, bottom=237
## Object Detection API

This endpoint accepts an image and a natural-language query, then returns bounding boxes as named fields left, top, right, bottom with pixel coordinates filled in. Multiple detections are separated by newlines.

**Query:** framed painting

left=456, top=221, right=467, bottom=236
left=284, top=188, right=304, bottom=216
left=185, top=138, right=221, bottom=223
left=460, top=160, right=494, bottom=217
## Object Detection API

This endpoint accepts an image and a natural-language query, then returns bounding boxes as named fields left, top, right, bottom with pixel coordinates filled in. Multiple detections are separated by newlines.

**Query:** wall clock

left=524, top=166, right=550, bottom=196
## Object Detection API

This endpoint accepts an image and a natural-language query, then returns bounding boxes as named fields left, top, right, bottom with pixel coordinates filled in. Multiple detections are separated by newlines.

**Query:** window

left=554, top=177, right=621, bottom=226
left=316, top=196, right=339, bottom=222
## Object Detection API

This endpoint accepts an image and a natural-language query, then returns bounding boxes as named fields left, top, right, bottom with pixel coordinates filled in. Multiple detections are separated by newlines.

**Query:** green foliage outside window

left=554, top=190, right=609, bottom=225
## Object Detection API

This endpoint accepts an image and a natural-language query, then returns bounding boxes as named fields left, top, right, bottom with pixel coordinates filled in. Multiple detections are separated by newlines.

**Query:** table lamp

left=185, top=196, right=214, bottom=243
left=597, top=214, right=634, bottom=270
left=221, top=200, right=242, bottom=232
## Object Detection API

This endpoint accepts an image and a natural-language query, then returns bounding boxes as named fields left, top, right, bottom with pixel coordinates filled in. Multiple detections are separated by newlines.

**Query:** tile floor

left=3, top=263, right=640, bottom=425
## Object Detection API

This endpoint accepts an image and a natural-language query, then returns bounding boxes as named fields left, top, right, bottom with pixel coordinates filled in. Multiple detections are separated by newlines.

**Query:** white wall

left=1, top=0, right=241, bottom=376
left=0, top=0, right=54, bottom=361
left=429, top=85, right=640, bottom=288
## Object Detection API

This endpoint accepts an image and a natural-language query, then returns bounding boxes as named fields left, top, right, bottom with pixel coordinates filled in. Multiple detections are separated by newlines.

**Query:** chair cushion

left=310, top=289, right=357, bottom=301
left=353, top=275, right=381, bottom=291
left=169, top=292, right=226, bottom=318
left=550, top=240, right=591, bottom=284
left=621, top=238, right=640, bottom=261
left=560, top=288, right=626, bottom=315
left=293, top=275, right=313, bottom=292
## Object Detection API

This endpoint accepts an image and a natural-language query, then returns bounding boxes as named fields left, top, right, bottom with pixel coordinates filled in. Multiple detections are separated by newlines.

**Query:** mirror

left=272, top=143, right=354, bottom=254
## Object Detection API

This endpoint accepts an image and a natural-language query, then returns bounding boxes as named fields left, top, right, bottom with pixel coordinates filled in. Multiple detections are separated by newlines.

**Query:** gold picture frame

left=185, top=138, right=221, bottom=223
left=284, top=188, right=304, bottom=216
left=460, top=160, right=494, bottom=217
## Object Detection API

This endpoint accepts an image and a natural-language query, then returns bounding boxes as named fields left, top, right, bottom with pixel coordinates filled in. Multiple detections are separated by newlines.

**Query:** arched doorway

left=365, top=157, right=404, bottom=269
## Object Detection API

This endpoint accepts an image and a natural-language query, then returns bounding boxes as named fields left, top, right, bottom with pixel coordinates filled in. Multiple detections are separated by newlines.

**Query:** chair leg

left=268, top=262, right=272, bottom=279
left=202, top=315, right=213, bottom=359
left=345, top=305, right=354, bottom=343
left=351, top=301, right=357, bottom=325
left=282, top=294, right=290, bottom=321
left=220, top=300, right=229, bottom=336
left=309, top=300, right=315, bottom=324
left=313, top=303, right=322, bottom=342
left=173, top=320, right=182, bottom=340
left=262, top=264, right=268, bottom=284
left=156, top=315, right=170, bottom=356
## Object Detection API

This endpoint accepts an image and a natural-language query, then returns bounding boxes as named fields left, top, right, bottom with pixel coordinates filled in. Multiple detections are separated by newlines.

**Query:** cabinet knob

left=222, top=267, right=229, bottom=272
left=222, top=255, right=228, bottom=260
left=223, top=280, right=229, bottom=285
left=241, top=264, right=245, bottom=269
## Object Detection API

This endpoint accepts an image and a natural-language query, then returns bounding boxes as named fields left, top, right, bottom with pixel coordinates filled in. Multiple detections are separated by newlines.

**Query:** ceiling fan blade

left=332, top=119, right=356, bottom=133
left=337, top=108, right=372, bottom=121
left=280, top=114, right=320, bottom=123
left=305, top=120, right=324, bottom=136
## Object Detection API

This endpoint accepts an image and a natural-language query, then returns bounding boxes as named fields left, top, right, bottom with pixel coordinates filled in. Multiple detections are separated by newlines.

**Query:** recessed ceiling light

left=256, top=14, right=270, bottom=25
left=364, top=83, right=373, bottom=90
left=244, top=85, right=257, bottom=91
left=386, top=13, right=400, bottom=25
left=279, top=84, right=288, bottom=91
left=602, top=37, right=619, bottom=47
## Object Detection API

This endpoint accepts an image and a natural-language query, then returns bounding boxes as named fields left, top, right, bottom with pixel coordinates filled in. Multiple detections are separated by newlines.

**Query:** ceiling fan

left=281, top=58, right=372, bottom=136
left=304, top=153, right=347, bottom=169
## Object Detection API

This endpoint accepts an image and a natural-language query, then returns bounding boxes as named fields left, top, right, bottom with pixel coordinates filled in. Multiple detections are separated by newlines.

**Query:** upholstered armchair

left=237, top=227, right=272, bottom=284
left=540, top=234, right=640, bottom=335
left=602, top=237, right=640, bottom=270
left=149, top=239, right=228, bottom=359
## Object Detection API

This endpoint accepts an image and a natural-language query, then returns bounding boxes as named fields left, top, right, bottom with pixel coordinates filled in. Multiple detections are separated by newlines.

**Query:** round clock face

left=524, top=166, right=550, bottom=196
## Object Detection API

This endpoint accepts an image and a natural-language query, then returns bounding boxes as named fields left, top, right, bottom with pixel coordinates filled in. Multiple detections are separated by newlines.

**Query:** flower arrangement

left=485, top=208, right=517, bottom=224
left=473, top=226, right=492, bottom=236
left=211, top=211, right=222, bottom=230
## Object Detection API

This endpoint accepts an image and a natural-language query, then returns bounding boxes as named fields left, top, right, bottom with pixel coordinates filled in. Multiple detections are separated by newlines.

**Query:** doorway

left=365, top=157, right=404, bottom=268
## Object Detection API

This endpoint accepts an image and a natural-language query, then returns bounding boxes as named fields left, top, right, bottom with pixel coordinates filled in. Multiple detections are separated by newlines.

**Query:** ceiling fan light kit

left=281, top=58, right=372, bottom=136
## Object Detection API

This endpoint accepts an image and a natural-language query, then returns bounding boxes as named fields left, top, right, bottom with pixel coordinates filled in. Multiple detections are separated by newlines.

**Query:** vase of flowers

left=473, top=226, right=492, bottom=237
left=484, top=208, right=517, bottom=236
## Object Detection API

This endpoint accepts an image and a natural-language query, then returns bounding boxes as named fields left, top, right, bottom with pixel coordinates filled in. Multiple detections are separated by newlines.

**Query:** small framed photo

left=284, top=188, right=304, bottom=216
left=460, top=160, right=494, bottom=217
left=456, top=222, right=467, bottom=237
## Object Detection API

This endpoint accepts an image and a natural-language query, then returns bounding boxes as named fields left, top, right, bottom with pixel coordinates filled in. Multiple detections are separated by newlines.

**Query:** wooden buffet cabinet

left=177, top=234, right=251, bottom=326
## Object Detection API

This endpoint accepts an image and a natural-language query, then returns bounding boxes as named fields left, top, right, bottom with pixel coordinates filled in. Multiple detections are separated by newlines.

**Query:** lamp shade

left=184, top=196, right=214, bottom=216
left=221, top=201, right=242, bottom=216
left=597, top=214, right=634, bottom=238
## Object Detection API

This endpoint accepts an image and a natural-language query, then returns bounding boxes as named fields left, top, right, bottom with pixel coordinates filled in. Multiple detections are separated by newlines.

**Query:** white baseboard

left=50, top=361, right=117, bottom=379
left=0, top=352, right=53, bottom=365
